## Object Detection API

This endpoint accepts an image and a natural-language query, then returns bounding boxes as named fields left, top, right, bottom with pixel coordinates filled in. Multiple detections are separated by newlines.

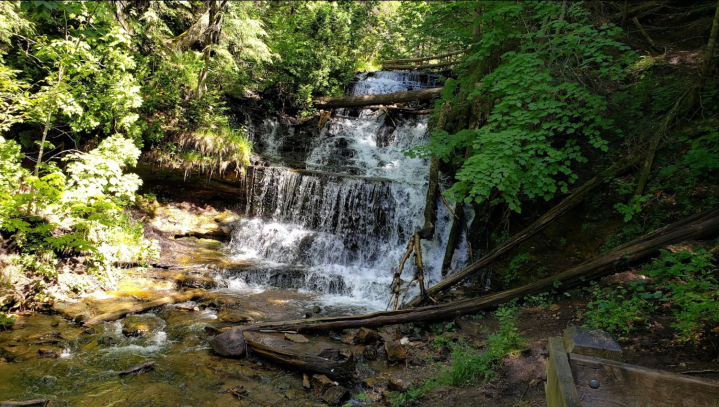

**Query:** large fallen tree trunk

left=314, top=87, right=443, bottom=109
left=209, top=208, right=719, bottom=358
left=84, top=289, right=205, bottom=325
left=383, top=50, right=466, bottom=64
left=403, top=151, right=646, bottom=308
left=243, top=331, right=356, bottom=382
left=382, top=61, right=457, bottom=71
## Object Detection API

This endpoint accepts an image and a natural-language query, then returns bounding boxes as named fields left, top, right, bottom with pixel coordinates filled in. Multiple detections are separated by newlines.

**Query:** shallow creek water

left=1, top=71, right=466, bottom=405
left=0, top=280, right=402, bottom=406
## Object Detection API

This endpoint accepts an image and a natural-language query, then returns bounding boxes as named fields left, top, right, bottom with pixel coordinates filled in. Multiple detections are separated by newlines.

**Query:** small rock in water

left=362, top=345, right=378, bottom=361
left=340, top=330, right=358, bottom=345
left=321, top=385, right=349, bottom=405
left=37, top=349, right=58, bottom=359
left=121, top=315, right=162, bottom=337
left=284, top=333, right=309, bottom=343
left=357, top=327, right=379, bottom=344
left=311, top=374, right=335, bottom=393
left=39, top=376, right=57, bottom=386
left=176, top=273, right=217, bottom=289
left=118, top=361, right=155, bottom=376
left=388, top=377, right=409, bottom=392
left=217, top=310, right=253, bottom=324
left=384, top=341, right=406, bottom=362
left=302, top=373, right=311, bottom=389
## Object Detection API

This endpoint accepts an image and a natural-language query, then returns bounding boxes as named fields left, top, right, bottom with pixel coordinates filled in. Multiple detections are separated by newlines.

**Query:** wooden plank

left=546, top=337, right=583, bottom=407
left=569, top=353, right=719, bottom=407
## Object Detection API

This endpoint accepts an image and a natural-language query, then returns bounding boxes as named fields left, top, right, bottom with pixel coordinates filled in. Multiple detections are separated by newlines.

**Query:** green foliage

left=412, top=1, right=635, bottom=212
left=0, top=134, right=158, bottom=280
left=614, top=194, right=652, bottom=223
left=584, top=281, right=656, bottom=340
left=585, top=250, right=718, bottom=342
left=0, top=307, right=16, bottom=330
left=505, top=252, right=531, bottom=284
left=389, top=303, right=524, bottom=406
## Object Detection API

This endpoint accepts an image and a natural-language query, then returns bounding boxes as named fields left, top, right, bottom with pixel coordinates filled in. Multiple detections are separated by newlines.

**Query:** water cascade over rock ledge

left=224, top=71, right=470, bottom=311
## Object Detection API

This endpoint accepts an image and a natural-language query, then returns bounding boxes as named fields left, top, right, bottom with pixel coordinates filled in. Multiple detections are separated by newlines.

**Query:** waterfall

left=226, top=72, right=468, bottom=311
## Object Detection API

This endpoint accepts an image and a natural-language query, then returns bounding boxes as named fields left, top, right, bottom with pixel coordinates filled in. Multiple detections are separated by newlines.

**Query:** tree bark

left=383, top=50, right=466, bottom=64
left=383, top=61, right=457, bottom=71
left=418, top=156, right=439, bottom=239
left=210, top=208, right=719, bottom=359
left=314, top=87, right=443, bottom=109
left=442, top=203, right=465, bottom=277
left=700, top=0, right=719, bottom=82
left=404, top=150, right=646, bottom=308
left=243, top=331, right=356, bottom=382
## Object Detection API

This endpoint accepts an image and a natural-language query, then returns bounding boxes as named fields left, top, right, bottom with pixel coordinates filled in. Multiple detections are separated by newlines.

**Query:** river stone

left=209, top=327, right=246, bottom=357
left=121, top=315, right=163, bottom=337
left=285, top=333, right=309, bottom=343
left=384, top=341, right=406, bottom=362
left=321, top=385, right=349, bottom=405
left=388, top=377, right=409, bottom=392
left=176, top=274, right=217, bottom=289
left=217, top=310, right=253, bottom=324
left=0, top=399, right=50, bottom=407
left=362, top=345, right=378, bottom=361
left=357, top=327, right=379, bottom=344
left=311, top=374, right=335, bottom=393
left=0, top=288, right=18, bottom=308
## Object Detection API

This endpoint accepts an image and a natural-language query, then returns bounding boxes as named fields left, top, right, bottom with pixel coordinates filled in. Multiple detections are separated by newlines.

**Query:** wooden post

left=546, top=337, right=582, bottom=407
left=563, top=326, right=622, bottom=361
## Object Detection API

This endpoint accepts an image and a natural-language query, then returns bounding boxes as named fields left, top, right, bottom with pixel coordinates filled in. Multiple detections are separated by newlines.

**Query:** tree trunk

left=243, top=331, right=356, bottom=382
left=441, top=203, right=465, bottom=277
left=700, top=0, right=719, bottom=82
left=383, top=50, right=466, bottom=64
left=383, top=61, right=457, bottom=71
left=210, top=208, right=719, bottom=359
left=404, top=150, right=646, bottom=308
left=314, top=87, right=443, bottom=109
left=418, top=156, right=439, bottom=239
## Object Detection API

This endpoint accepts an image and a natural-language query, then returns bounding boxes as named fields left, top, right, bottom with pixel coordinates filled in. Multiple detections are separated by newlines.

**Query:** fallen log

left=84, top=289, right=205, bottom=326
left=404, top=150, right=646, bottom=308
left=314, top=87, right=443, bottom=109
left=243, top=331, right=356, bottom=382
left=210, top=208, right=719, bottom=358
left=382, top=61, right=457, bottom=71
left=118, top=361, right=155, bottom=376
left=382, top=50, right=466, bottom=64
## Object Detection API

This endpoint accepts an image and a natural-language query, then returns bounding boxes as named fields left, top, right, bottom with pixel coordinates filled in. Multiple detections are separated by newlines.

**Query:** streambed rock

left=321, top=385, right=349, bottom=405
left=217, top=310, right=254, bottom=324
left=384, top=340, right=406, bottom=362
left=121, top=315, right=163, bottom=337
left=175, top=274, right=217, bottom=289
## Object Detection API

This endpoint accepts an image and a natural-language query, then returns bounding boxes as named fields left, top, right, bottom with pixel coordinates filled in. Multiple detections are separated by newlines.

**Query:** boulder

left=311, top=374, right=335, bottom=393
left=357, top=327, right=379, bottom=344
left=121, top=315, right=163, bottom=337
left=384, top=341, right=406, bottom=362
left=217, top=310, right=253, bottom=324
left=321, top=385, right=349, bottom=405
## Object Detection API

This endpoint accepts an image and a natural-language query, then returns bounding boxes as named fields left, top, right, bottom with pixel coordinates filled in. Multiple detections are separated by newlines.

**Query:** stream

left=0, top=71, right=470, bottom=406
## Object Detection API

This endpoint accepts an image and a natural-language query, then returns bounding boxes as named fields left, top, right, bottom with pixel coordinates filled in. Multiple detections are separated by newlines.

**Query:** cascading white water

left=226, top=71, right=467, bottom=311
